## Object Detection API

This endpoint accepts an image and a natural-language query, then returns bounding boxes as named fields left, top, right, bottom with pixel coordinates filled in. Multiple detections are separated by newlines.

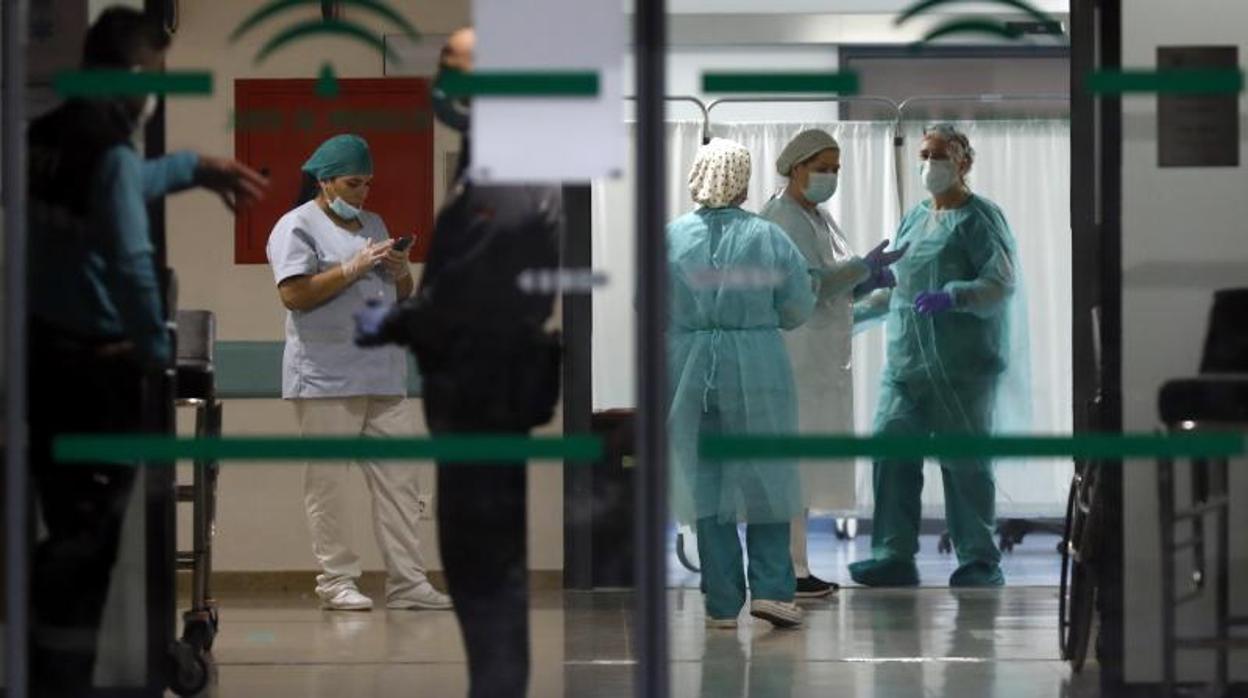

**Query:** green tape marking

left=437, top=71, right=599, bottom=97
left=54, top=70, right=214, bottom=97
left=54, top=435, right=603, bottom=464
left=1087, top=69, right=1244, bottom=95
left=702, top=71, right=861, bottom=95
left=700, top=434, right=1244, bottom=461
left=53, top=433, right=1245, bottom=465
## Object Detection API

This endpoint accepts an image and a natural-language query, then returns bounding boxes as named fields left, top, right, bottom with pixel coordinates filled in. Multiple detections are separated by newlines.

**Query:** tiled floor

left=204, top=585, right=1101, bottom=697
left=669, top=520, right=1066, bottom=588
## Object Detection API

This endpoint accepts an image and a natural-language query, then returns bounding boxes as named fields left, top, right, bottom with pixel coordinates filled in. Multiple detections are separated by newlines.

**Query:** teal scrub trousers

left=691, top=396, right=797, bottom=620
left=697, top=518, right=795, bottom=620
left=850, top=377, right=1004, bottom=587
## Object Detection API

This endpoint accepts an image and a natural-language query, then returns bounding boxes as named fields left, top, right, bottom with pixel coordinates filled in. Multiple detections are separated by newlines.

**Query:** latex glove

left=341, top=240, right=394, bottom=282
left=853, top=267, right=897, bottom=296
left=354, top=299, right=393, bottom=346
left=914, top=290, right=955, bottom=315
left=862, top=240, right=910, bottom=273
left=381, top=245, right=412, bottom=279
left=194, top=155, right=270, bottom=212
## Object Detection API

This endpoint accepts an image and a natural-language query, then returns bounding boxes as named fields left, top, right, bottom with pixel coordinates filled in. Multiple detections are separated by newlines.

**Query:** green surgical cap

left=301, top=134, right=374, bottom=180
left=776, top=129, right=839, bottom=176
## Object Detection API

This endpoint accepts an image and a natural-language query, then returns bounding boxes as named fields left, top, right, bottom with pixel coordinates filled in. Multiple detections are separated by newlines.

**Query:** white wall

left=1120, top=0, right=1248, bottom=682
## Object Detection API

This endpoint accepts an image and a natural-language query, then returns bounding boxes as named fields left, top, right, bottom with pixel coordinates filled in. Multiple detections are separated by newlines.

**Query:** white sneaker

left=705, top=617, right=738, bottom=630
left=387, top=584, right=453, bottom=611
left=749, top=599, right=803, bottom=629
left=319, top=586, right=374, bottom=611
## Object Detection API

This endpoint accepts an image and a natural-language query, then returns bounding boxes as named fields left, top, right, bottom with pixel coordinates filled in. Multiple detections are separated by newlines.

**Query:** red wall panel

left=234, top=78, right=434, bottom=264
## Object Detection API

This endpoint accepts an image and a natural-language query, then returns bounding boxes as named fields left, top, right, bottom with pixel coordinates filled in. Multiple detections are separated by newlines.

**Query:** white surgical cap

left=776, top=129, right=840, bottom=176
left=689, top=138, right=752, bottom=209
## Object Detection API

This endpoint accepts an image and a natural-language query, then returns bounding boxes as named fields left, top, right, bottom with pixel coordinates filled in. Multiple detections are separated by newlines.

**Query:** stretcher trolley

left=1154, top=288, right=1248, bottom=696
left=168, top=310, right=223, bottom=695
left=1156, top=378, right=1248, bottom=698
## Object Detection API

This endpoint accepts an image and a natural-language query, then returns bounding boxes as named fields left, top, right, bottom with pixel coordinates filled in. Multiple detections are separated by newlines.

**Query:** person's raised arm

left=97, top=147, right=169, bottom=364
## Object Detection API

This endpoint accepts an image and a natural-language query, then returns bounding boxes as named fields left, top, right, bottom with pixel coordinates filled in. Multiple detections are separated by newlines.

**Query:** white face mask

left=328, top=196, right=363, bottom=221
left=137, top=94, right=158, bottom=128
left=920, top=159, right=959, bottom=195
left=803, top=171, right=838, bottom=204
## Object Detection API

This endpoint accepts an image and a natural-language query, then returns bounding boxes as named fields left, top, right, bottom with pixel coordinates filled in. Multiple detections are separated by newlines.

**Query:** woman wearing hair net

left=667, top=138, right=815, bottom=629
left=849, top=124, right=1029, bottom=588
left=267, top=134, right=451, bottom=611
left=760, top=129, right=907, bottom=598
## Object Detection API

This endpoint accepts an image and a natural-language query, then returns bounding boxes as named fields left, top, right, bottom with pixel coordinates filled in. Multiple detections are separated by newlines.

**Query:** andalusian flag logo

left=230, top=0, right=419, bottom=98
left=897, top=0, right=1061, bottom=43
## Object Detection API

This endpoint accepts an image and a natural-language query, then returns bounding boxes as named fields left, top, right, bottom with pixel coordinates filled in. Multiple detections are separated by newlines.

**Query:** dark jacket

left=381, top=181, right=563, bottom=428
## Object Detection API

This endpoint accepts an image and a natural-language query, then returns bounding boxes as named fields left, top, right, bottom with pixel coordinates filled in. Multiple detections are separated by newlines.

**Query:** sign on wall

left=1158, top=46, right=1240, bottom=168
left=470, top=0, right=626, bottom=182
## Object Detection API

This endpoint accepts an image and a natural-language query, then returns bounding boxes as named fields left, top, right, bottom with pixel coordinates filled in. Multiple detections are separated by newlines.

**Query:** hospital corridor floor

left=200, top=583, right=1098, bottom=697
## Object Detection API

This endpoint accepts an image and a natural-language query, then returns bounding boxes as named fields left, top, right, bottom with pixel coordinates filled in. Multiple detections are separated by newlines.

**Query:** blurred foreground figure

left=353, top=28, right=562, bottom=698
left=26, top=7, right=266, bottom=696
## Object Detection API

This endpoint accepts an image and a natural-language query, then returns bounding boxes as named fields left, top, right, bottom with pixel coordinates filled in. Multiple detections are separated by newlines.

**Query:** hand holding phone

left=382, top=236, right=414, bottom=280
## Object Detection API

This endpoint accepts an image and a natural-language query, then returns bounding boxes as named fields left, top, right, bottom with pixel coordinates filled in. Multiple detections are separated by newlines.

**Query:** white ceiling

left=634, top=0, right=1069, bottom=14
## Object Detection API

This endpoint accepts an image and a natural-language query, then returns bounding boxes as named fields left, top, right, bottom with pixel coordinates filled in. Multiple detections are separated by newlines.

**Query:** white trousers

left=295, top=397, right=430, bottom=601
left=790, top=512, right=810, bottom=579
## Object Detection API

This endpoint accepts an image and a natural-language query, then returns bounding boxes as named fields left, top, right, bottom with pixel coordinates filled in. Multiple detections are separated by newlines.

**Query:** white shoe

left=749, top=599, right=803, bottom=629
left=387, top=584, right=453, bottom=611
left=705, top=617, right=738, bottom=630
left=319, top=586, right=373, bottom=611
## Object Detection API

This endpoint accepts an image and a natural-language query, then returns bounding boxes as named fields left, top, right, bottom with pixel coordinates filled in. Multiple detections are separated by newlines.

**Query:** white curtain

left=591, top=119, right=1073, bottom=518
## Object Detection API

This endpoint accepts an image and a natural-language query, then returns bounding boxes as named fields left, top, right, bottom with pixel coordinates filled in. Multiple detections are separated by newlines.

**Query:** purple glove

left=914, top=290, right=955, bottom=315
left=854, top=267, right=897, bottom=296
left=863, top=240, right=910, bottom=273
left=353, top=299, right=394, bottom=346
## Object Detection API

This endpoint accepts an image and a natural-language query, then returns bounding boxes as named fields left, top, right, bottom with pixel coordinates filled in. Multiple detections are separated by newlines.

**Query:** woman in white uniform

left=760, top=129, right=906, bottom=598
left=267, top=134, right=450, bottom=611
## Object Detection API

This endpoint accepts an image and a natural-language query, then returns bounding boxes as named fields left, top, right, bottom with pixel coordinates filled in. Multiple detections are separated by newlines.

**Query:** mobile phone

left=392, top=236, right=414, bottom=253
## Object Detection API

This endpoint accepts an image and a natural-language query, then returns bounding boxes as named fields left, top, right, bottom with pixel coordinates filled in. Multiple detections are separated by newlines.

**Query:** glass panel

left=660, top=12, right=1081, bottom=698
left=13, top=0, right=1164, bottom=696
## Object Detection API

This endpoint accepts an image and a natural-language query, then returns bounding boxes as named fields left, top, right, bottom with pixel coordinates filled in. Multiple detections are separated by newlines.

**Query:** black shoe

left=795, top=575, right=839, bottom=598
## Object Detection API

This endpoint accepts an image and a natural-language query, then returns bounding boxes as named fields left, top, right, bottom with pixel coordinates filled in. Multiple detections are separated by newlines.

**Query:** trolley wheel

left=1059, top=478, right=1078, bottom=659
left=168, top=641, right=210, bottom=696
left=183, top=610, right=217, bottom=653
left=997, top=520, right=1029, bottom=554
left=1064, top=560, right=1096, bottom=673
left=676, top=532, right=701, bottom=574
left=1059, top=476, right=1097, bottom=672
left=937, top=531, right=953, bottom=555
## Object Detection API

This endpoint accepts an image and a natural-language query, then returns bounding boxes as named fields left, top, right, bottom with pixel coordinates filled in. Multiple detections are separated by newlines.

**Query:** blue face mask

left=327, top=196, right=362, bottom=221
left=803, top=171, right=838, bottom=204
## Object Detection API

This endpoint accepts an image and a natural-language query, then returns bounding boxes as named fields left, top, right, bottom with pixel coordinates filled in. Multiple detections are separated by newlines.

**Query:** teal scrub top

left=29, top=148, right=199, bottom=364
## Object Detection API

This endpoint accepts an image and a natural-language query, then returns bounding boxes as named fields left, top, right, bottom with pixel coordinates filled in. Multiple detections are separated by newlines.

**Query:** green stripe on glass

left=54, top=435, right=603, bottom=464
left=700, top=434, right=1244, bottom=461
left=702, top=72, right=861, bottom=95
left=437, top=71, right=599, bottom=97
left=54, top=70, right=214, bottom=97
left=1087, top=69, right=1244, bottom=95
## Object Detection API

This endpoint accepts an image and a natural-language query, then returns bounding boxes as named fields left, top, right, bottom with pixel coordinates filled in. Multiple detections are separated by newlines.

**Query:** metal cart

left=168, top=310, right=222, bottom=695
left=1156, top=377, right=1248, bottom=697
